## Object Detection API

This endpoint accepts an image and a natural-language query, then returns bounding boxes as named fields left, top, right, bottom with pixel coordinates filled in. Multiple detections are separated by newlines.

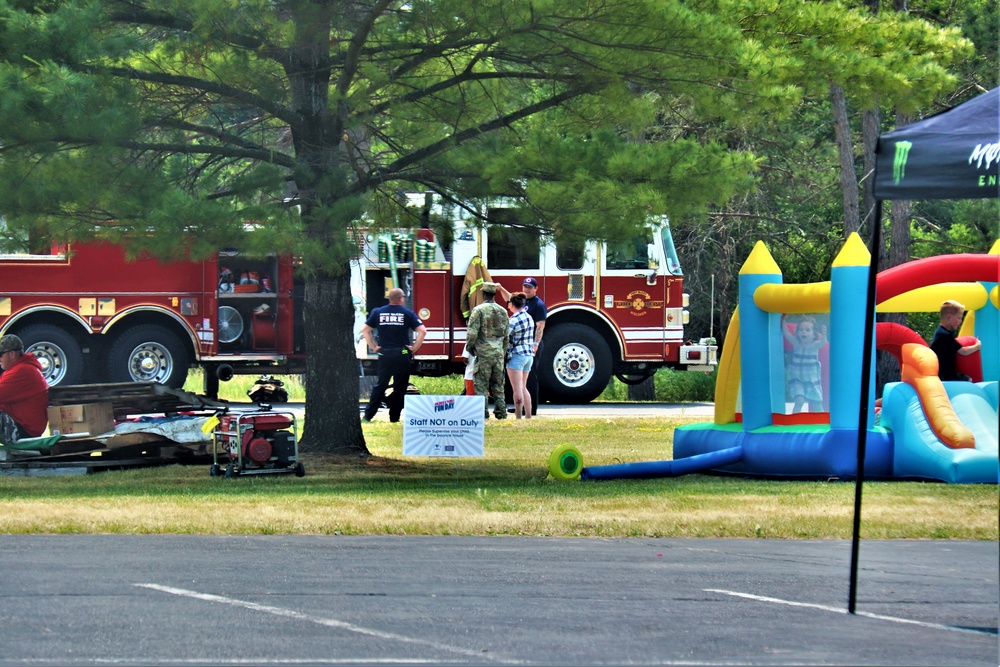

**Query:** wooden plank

left=49, top=383, right=229, bottom=418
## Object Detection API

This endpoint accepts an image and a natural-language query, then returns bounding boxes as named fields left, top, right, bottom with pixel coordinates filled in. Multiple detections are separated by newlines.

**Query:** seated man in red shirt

left=0, top=334, right=50, bottom=445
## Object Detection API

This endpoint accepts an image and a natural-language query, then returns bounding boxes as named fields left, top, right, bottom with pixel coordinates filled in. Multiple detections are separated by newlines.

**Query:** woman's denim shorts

left=506, top=353, right=533, bottom=372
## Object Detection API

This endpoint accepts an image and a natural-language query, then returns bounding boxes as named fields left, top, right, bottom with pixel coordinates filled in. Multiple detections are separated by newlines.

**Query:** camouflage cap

left=481, top=282, right=497, bottom=294
left=0, top=334, right=24, bottom=354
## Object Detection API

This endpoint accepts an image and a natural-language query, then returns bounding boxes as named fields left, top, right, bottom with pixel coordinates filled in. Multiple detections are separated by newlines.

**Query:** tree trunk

left=874, top=111, right=912, bottom=399
left=280, top=1, right=371, bottom=455
left=299, top=267, right=370, bottom=456
left=830, top=82, right=861, bottom=235
left=861, top=107, right=880, bottom=237
left=627, top=376, right=656, bottom=401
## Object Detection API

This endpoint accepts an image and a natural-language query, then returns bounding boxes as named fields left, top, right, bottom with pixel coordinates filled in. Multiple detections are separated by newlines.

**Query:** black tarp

left=874, top=87, right=999, bottom=200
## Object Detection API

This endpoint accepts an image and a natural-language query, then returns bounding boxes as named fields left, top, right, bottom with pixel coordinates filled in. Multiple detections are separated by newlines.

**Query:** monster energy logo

left=892, top=141, right=912, bottom=185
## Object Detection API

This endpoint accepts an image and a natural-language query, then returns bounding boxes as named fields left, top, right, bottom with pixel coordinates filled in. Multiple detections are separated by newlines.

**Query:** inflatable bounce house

left=550, top=236, right=998, bottom=484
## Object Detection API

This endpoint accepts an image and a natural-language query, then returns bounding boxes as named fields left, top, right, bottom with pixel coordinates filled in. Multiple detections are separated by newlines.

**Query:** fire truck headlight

left=682, top=293, right=690, bottom=308
left=682, top=310, right=690, bottom=324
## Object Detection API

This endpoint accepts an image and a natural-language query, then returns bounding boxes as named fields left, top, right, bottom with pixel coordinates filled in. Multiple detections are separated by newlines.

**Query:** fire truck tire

left=538, top=323, right=612, bottom=404
left=107, top=325, right=190, bottom=388
left=16, top=324, right=84, bottom=386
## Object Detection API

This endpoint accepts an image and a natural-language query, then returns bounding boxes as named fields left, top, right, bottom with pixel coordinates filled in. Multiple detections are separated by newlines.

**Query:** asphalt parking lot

left=0, top=535, right=995, bottom=666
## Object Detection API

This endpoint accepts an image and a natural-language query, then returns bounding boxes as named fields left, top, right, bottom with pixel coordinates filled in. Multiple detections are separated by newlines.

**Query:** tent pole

left=849, top=198, right=883, bottom=614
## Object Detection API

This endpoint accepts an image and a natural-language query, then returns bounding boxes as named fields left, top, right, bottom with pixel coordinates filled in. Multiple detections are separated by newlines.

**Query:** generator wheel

left=294, top=462, right=305, bottom=477
left=548, top=444, right=583, bottom=481
left=209, top=464, right=221, bottom=477
left=224, top=464, right=235, bottom=479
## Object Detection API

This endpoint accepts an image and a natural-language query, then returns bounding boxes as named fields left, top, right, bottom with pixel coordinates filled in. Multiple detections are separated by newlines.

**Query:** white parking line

left=705, top=588, right=994, bottom=636
left=134, top=583, right=523, bottom=663
left=27, top=661, right=483, bottom=665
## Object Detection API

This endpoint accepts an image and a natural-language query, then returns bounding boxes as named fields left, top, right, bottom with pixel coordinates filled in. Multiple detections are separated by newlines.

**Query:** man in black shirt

left=361, top=288, right=427, bottom=422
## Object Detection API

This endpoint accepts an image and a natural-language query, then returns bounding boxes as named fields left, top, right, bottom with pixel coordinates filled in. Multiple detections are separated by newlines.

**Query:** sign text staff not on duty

left=402, top=395, right=485, bottom=457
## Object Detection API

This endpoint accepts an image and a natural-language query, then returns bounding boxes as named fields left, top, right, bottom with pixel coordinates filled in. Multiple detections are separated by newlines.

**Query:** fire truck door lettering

left=612, top=290, right=664, bottom=315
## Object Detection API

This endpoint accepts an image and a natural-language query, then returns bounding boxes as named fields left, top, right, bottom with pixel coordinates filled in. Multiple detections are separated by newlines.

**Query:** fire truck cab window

left=486, top=209, right=540, bottom=270
left=555, top=234, right=584, bottom=271
left=606, top=233, right=654, bottom=270
left=659, top=225, right=683, bottom=275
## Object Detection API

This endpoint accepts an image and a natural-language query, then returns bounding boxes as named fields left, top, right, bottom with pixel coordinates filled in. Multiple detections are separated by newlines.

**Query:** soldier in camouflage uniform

left=465, top=282, right=509, bottom=419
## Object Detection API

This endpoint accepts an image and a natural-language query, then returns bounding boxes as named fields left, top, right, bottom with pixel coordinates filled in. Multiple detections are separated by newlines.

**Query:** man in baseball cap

left=0, top=335, right=22, bottom=355
left=0, top=334, right=50, bottom=444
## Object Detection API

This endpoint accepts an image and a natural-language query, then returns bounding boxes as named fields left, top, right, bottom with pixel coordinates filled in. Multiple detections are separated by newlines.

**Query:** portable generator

left=211, top=409, right=304, bottom=478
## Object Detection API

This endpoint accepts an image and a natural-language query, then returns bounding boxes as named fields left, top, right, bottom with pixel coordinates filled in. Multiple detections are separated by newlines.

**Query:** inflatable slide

left=881, top=343, right=998, bottom=482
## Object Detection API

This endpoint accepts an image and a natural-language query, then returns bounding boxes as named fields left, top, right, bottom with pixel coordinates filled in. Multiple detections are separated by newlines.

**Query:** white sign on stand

left=402, top=395, right=485, bottom=457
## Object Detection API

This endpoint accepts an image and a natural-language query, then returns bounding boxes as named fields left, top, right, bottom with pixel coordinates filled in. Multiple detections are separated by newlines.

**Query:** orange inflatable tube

left=899, top=343, right=975, bottom=449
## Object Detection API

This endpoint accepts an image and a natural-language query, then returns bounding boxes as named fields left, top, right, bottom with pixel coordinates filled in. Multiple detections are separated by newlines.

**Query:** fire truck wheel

left=537, top=323, right=612, bottom=404
left=107, top=324, right=190, bottom=388
left=16, top=324, right=84, bottom=386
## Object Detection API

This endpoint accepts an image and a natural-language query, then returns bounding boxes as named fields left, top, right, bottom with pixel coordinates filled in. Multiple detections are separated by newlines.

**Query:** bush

left=599, top=367, right=716, bottom=402
left=410, top=375, right=465, bottom=396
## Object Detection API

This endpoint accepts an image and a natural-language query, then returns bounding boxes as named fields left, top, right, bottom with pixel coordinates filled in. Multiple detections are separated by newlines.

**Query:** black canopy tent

left=850, top=88, right=1000, bottom=612
left=874, top=87, right=1000, bottom=200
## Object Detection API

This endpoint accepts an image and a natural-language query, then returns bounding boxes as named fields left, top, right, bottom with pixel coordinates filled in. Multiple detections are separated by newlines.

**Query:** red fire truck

left=0, top=201, right=716, bottom=402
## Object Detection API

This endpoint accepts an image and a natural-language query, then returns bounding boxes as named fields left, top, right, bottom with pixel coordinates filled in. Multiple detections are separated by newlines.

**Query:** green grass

left=1, top=415, right=995, bottom=538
